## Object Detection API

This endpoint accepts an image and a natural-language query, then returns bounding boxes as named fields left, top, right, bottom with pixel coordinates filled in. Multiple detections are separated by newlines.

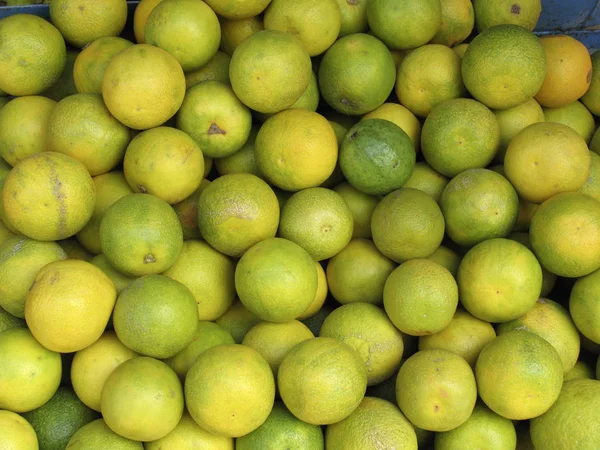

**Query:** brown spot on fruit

left=144, top=254, right=156, bottom=264
left=349, top=131, right=358, bottom=141
left=434, top=404, right=439, bottom=412
left=587, top=69, right=593, bottom=84
left=79, top=5, right=84, bottom=11
left=208, top=123, right=227, bottom=135
left=347, top=0, right=358, bottom=4
left=137, top=185, right=147, bottom=193
left=511, top=3, right=521, bottom=14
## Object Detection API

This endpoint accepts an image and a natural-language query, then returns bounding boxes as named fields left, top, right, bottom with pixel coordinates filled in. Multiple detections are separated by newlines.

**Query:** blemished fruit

left=474, top=0, right=542, bottom=31
left=185, top=344, right=275, bottom=438
left=396, top=349, right=478, bottom=432
left=0, top=14, right=67, bottom=96
left=3, top=152, right=96, bottom=241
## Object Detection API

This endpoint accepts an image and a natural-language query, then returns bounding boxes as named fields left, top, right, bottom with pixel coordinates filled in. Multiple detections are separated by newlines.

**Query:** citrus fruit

left=362, top=102, right=421, bottom=152
left=564, top=360, right=595, bottom=382
left=384, top=259, right=458, bottom=336
left=99, top=193, right=183, bottom=276
left=214, top=125, right=260, bottom=177
left=163, top=240, right=235, bottom=321
left=504, top=122, right=590, bottom=204
left=176, top=81, right=252, bottom=158
left=204, top=0, right=271, bottom=19
left=421, top=98, right=499, bottom=177
left=476, top=331, right=564, bottom=420
left=530, top=379, right=600, bottom=450
left=171, top=179, right=210, bottom=241
left=43, top=48, right=78, bottom=102
left=66, top=419, right=143, bottom=450
left=278, top=337, right=368, bottom=425
left=71, top=330, right=138, bottom=412
left=101, top=356, right=184, bottom=442
left=498, top=298, right=580, bottom=373
left=403, top=162, right=449, bottom=203
left=0, top=410, right=38, bottom=450
left=25, top=259, right=116, bottom=353
left=278, top=187, right=354, bottom=261
left=371, top=188, right=445, bottom=263
left=396, top=349, right=477, bottom=431
left=318, top=33, right=396, bottom=115
left=462, top=24, right=546, bottom=109
left=530, top=192, right=600, bottom=278
left=196, top=173, right=279, bottom=256
left=440, top=168, right=519, bottom=247
left=0, top=14, right=66, bottom=96
left=367, top=0, right=442, bottom=50
left=492, top=97, right=545, bottom=163
left=0, top=96, right=56, bottom=166
left=325, top=397, right=417, bottom=450
left=113, top=275, right=197, bottom=359
left=339, top=119, right=415, bottom=196
left=326, top=238, right=395, bottom=305
left=255, top=109, right=338, bottom=191
left=430, top=0, right=474, bottom=47
left=543, top=100, right=596, bottom=144
left=219, top=16, right=264, bottom=56
left=426, top=245, right=461, bottom=276
left=457, top=238, right=542, bottom=322
left=474, top=0, right=542, bottom=31
left=335, top=0, right=368, bottom=36
left=0, top=307, right=25, bottom=334
left=582, top=50, right=600, bottom=115
left=102, top=44, right=186, bottom=130
left=333, top=183, right=379, bottom=239
left=570, top=267, right=600, bottom=344
left=286, top=70, right=320, bottom=112
left=264, top=0, right=340, bottom=56
left=236, top=401, right=323, bottom=450
left=215, top=300, right=261, bottom=344
left=0, top=327, right=61, bottom=413
left=73, top=37, right=133, bottom=95
left=235, top=237, right=317, bottom=322
left=47, top=94, right=132, bottom=176
left=22, top=386, right=97, bottom=450
left=123, top=127, right=203, bottom=204
left=297, top=261, right=328, bottom=320
left=3, top=152, right=95, bottom=241
left=320, top=302, right=404, bottom=385
left=145, top=0, right=220, bottom=72
left=76, top=171, right=134, bottom=255
left=434, top=403, right=517, bottom=450
left=185, top=51, right=231, bottom=88
left=419, top=309, right=496, bottom=367
left=242, top=320, right=315, bottom=376
left=229, top=30, right=312, bottom=114
left=49, top=0, right=127, bottom=48
left=396, top=44, right=466, bottom=118
left=185, top=344, right=275, bottom=437
left=133, top=0, right=163, bottom=44
left=535, top=35, right=593, bottom=108
left=0, top=236, right=67, bottom=318
left=145, top=411, right=234, bottom=450
left=167, top=321, right=235, bottom=379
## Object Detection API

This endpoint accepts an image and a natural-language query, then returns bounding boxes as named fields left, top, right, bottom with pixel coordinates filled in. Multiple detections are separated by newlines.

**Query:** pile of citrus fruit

left=1, top=0, right=600, bottom=448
